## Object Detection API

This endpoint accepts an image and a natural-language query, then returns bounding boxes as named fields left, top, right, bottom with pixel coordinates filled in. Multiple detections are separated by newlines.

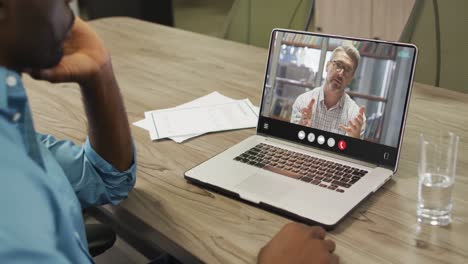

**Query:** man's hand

left=34, top=17, right=110, bottom=85
left=339, top=106, right=365, bottom=139
left=298, top=99, right=315, bottom=127
left=30, top=17, right=133, bottom=172
left=258, top=223, right=338, bottom=264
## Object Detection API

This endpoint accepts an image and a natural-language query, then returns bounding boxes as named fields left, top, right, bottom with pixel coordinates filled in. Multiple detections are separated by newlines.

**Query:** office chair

left=83, top=208, right=117, bottom=257
left=86, top=223, right=116, bottom=257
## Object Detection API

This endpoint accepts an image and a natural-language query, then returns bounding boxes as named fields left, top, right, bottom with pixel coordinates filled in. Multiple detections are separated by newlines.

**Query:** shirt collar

left=0, top=67, right=23, bottom=109
left=319, top=85, right=346, bottom=110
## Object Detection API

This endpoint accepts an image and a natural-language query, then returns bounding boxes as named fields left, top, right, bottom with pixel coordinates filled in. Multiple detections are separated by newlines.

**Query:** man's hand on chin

left=25, top=17, right=133, bottom=172
left=29, top=17, right=112, bottom=87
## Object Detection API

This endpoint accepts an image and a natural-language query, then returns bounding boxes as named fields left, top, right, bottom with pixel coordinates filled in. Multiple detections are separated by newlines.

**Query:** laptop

left=185, top=29, right=418, bottom=229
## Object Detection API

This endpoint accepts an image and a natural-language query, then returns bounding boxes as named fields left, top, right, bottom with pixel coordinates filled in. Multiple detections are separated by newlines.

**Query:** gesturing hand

left=339, top=106, right=365, bottom=139
left=33, top=17, right=111, bottom=85
left=299, top=99, right=315, bottom=127
left=258, top=223, right=338, bottom=264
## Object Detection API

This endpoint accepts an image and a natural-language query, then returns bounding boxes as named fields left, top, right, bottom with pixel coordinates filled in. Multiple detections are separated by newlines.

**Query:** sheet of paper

left=134, top=92, right=235, bottom=142
left=165, top=92, right=237, bottom=142
left=133, top=118, right=152, bottom=131
left=145, top=99, right=258, bottom=140
left=134, top=92, right=260, bottom=142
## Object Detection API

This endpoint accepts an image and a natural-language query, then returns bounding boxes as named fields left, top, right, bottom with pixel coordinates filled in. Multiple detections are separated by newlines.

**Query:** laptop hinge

left=261, top=134, right=378, bottom=169
left=239, top=193, right=261, bottom=204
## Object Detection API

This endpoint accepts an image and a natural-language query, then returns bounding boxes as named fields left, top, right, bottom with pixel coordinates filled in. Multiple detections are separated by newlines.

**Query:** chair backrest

left=70, top=0, right=79, bottom=15
left=400, top=0, right=468, bottom=93
left=223, top=0, right=312, bottom=48
left=82, top=0, right=174, bottom=26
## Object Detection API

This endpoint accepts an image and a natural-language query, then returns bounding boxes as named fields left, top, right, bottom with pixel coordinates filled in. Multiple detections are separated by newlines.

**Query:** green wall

left=411, top=0, right=468, bottom=92
left=223, top=0, right=310, bottom=48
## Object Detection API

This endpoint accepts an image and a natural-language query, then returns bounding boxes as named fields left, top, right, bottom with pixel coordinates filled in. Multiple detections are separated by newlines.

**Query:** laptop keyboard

left=233, top=143, right=368, bottom=193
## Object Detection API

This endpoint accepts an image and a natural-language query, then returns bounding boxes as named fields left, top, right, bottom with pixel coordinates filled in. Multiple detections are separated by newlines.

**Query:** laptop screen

left=257, top=29, right=417, bottom=169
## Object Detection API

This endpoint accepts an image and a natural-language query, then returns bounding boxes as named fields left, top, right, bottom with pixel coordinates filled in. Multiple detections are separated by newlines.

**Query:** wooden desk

left=25, top=18, right=468, bottom=264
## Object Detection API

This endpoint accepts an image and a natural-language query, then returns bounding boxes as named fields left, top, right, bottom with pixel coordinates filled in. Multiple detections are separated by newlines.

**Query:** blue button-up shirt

left=0, top=67, right=136, bottom=263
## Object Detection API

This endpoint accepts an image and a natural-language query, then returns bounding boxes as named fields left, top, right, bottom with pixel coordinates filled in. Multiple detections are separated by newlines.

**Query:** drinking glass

left=417, top=132, right=459, bottom=226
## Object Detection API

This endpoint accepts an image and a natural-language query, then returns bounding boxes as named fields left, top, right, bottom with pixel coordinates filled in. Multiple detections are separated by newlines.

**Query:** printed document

left=145, top=99, right=258, bottom=140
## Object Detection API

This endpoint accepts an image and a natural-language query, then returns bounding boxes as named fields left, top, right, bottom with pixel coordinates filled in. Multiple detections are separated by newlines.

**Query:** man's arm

left=37, top=17, right=133, bottom=172
left=80, top=61, right=133, bottom=171
left=32, top=18, right=136, bottom=207
left=339, top=105, right=366, bottom=139
left=38, top=133, right=136, bottom=207
left=290, top=98, right=302, bottom=124
left=291, top=93, right=315, bottom=126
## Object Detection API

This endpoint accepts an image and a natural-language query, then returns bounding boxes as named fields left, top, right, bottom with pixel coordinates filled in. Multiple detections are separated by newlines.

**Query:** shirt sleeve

left=290, top=97, right=302, bottom=124
left=360, top=113, right=367, bottom=139
left=38, top=133, right=137, bottom=208
left=291, top=91, right=317, bottom=125
left=291, top=93, right=311, bottom=124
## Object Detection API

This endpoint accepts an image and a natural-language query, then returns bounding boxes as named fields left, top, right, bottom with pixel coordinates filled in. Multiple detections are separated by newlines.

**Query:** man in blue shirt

left=0, top=0, right=136, bottom=262
left=0, top=0, right=338, bottom=263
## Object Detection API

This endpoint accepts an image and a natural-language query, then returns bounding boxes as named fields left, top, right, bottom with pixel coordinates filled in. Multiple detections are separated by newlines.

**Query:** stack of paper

left=134, top=92, right=260, bottom=143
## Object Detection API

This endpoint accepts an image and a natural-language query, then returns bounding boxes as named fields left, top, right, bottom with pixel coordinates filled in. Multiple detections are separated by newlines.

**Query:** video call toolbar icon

left=298, top=130, right=306, bottom=140
left=327, top=138, right=336, bottom=148
left=384, top=152, right=390, bottom=160
left=307, top=133, right=315, bottom=142
left=317, top=135, right=325, bottom=145
left=338, top=140, right=347, bottom=150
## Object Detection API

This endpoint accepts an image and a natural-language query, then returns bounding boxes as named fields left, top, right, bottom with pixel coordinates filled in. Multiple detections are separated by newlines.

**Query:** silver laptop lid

left=257, top=29, right=418, bottom=171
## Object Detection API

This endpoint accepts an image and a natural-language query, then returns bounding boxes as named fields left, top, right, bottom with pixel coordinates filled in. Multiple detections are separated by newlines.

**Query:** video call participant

left=291, top=46, right=366, bottom=139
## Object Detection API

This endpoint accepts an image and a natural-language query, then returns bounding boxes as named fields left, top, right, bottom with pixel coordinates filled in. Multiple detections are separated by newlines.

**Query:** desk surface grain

left=24, top=17, right=468, bottom=264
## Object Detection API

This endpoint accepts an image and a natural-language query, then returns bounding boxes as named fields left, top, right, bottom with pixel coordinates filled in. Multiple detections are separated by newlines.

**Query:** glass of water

left=417, top=132, right=459, bottom=226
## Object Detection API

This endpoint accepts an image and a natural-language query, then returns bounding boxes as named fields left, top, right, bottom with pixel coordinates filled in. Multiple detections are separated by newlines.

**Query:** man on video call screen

left=290, top=45, right=365, bottom=139
left=261, top=31, right=415, bottom=148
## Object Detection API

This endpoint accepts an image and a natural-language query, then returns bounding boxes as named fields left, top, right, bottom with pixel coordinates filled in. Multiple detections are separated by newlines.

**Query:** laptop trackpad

left=235, top=171, right=294, bottom=204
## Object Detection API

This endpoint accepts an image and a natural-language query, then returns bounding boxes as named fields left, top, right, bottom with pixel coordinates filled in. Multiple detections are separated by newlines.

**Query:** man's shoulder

left=0, top=140, right=67, bottom=262
left=0, top=117, right=46, bottom=185
left=0, top=129, right=59, bottom=222
left=307, top=86, right=322, bottom=96
left=296, top=87, right=322, bottom=102
left=0, top=132, right=43, bottom=179
left=0, top=115, right=25, bottom=150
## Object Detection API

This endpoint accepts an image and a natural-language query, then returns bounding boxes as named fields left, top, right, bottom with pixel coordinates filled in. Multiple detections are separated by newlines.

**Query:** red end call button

left=338, top=140, right=347, bottom=150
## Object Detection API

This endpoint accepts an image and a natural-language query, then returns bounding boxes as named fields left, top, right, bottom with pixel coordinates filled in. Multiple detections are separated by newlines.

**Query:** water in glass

left=418, top=172, right=454, bottom=225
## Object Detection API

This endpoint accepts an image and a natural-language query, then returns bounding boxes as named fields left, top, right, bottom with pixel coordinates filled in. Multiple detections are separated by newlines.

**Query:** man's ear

left=325, top=61, right=331, bottom=72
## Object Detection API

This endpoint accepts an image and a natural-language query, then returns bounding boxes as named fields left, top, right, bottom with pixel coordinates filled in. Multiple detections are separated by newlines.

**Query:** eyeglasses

left=331, top=60, right=354, bottom=76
